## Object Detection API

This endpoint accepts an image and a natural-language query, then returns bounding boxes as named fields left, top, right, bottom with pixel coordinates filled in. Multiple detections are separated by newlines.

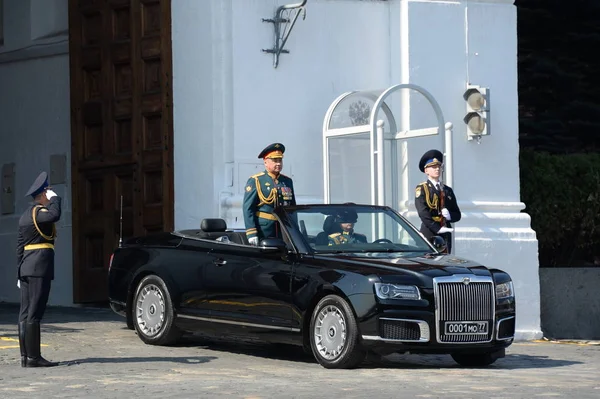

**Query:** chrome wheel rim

left=136, top=283, right=165, bottom=337
left=314, top=304, right=347, bottom=360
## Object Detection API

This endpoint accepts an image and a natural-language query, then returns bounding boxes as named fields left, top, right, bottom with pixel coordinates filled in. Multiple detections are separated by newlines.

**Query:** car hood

left=311, top=252, right=491, bottom=281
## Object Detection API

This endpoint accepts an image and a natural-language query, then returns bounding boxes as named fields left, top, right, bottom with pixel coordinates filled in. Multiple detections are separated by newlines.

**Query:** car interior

left=177, top=216, right=335, bottom=249
left=177, top=218, right=250, bottom=245
left=314, top=215, right=341, bottom=246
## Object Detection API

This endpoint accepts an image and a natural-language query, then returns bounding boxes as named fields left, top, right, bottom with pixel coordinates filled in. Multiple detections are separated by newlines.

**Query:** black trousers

left=19, top=277, right=52, bottom=323
left=440, top=232, right=453, bottom=254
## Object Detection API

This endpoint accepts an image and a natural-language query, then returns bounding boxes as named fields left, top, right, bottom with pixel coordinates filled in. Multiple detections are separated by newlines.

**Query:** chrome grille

left=434, top=275, right=495, bottom=343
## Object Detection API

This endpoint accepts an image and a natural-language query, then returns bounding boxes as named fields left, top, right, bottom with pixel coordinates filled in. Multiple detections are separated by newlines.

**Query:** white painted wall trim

left=0, top=39, right=68, bottom=64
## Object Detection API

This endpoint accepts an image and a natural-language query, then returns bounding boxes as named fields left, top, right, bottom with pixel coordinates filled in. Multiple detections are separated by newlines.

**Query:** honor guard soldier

left=243, top=143, right=296, bottom=245
left=415, top=149, right=461, bottom=253
left=16, top=171, right=62, bottom=367
left=328, top=209, right=368, bottom=246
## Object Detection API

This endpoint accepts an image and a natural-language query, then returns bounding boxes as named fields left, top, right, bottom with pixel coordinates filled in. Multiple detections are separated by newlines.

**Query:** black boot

left=18, top=321, right=27, bottom=367
left=25, top=322, right=58, bottom=367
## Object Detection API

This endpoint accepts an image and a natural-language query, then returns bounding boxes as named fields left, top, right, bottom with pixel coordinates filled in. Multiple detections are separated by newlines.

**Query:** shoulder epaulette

left=251, top=172, right=265, bottom=178
left=329, top=233, right=341, bottom=238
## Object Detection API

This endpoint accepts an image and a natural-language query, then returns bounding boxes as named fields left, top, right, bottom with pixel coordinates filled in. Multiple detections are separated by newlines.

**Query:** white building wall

left=172, top=0, right=540, bottom=340
left=172, top=0, right=394, bottom=230
left=399, top=0, right=540, bottom=340
left=0, top=0, right=72, bottom=305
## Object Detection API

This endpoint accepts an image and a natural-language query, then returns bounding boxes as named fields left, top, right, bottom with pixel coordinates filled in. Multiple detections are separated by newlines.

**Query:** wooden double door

left=68, top=0, right=174, bottom=302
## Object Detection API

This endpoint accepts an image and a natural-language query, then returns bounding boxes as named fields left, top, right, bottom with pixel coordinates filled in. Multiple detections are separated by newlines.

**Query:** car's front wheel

left=132, top=275, right=181, bottom=345
left=309, top=294, right=365, bottom=369
left=451, top=352, right=499, bottom=367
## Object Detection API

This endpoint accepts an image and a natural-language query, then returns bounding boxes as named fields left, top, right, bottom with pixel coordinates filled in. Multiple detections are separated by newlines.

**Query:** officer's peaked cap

left=335, top=209, right=358, bottom=224
left=419, top=149, right=444, bottom=172
left=25, top=171, right=49, bottom=198
left=258, top=143, right=285, bottom=159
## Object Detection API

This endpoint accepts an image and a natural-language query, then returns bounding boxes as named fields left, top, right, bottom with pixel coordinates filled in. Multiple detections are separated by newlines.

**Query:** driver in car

left=328, top=210, right=368, bottom=246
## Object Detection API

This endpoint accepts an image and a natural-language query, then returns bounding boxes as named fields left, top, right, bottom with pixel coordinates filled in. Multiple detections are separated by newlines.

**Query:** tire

left=132, top=275, right=182, bottom=345
left=309, top=294, right=365, bottom=369
left=451, top=352, right=498, bottom=367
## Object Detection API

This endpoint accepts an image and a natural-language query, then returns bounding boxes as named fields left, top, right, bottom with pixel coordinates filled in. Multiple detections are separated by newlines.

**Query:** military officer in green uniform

left=414, top=149, right=461, bottom=253
left=16, top=171, right=62, bottom=367
left=243, top=143, right=296, bottom=245
left=328, top=209, right=368, bottom=246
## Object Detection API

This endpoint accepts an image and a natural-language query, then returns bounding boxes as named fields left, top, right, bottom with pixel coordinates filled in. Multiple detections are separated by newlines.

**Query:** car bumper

left=358, top=309, right=515, bottom=354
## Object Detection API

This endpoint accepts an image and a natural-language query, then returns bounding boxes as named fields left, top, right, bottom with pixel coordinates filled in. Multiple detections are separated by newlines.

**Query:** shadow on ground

left=63, top=355, right=217, bottom=366
left=173, top=335, right=583, bottom=370
left=0, top=303, right=586, bottom=371
left=0, top=302, right=121, bottom=325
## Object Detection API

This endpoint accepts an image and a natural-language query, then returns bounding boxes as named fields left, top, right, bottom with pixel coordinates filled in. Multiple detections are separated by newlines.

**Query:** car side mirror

left=431, top=236, right=447, bottom=252
left=259, top=238, right=287, bottom=252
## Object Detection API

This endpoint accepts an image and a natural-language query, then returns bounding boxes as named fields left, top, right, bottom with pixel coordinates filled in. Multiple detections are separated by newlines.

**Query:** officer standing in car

left=16, top=171, right=62, bottom=367
left=243, top=143, right=296, bottom=245
left=414, top=149, right=461, bottom=253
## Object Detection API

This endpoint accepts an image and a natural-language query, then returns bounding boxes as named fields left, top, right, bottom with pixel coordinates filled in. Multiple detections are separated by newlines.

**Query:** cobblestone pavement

left=1, top=303, right=599, bottom=398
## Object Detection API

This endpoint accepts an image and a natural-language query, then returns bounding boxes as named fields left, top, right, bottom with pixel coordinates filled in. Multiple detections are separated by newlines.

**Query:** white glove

left=45, top=189, right=57, bottom=200
left=438, top=227, right=454, bottom=234
left=441, top=208, right=451, bottom=221
left=17, top=280, right=21, bottom=289
left=248, top=237, right=259, bottom=246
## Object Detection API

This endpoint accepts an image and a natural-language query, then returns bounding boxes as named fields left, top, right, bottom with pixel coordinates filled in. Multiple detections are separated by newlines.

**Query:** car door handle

left=213, top=259, right=227, bottom=266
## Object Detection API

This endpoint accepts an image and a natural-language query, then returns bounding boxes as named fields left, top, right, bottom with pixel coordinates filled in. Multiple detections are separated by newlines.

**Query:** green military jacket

left=243, top=171, right=296, bottom=240
left=328, top=231, right=368, bottom=246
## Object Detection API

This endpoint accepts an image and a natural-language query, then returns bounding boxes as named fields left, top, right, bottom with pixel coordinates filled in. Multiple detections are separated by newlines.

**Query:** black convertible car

left=108, top=204, right=516, bottom=369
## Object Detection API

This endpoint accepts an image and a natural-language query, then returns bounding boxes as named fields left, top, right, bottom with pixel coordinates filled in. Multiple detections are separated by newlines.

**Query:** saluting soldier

left=16, top=171, right=62, bottom=367
left=243, top=143, right=296, bottom=245
left=414, top=149, right=461, bottom=253
left=328, top=209, right=368, bottom=246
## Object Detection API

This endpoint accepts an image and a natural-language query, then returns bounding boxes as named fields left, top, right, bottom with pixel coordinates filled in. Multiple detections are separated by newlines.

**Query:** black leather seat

left=315, top=215, right=339, bottom=246
left=196, top=218, right=228, bottom=240
left=229, top=232, right=250, bottom=245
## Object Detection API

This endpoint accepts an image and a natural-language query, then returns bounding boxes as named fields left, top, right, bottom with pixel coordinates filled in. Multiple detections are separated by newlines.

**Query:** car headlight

left=374, top=283, right=421, bottom=300
left=496, top=281, right=514, bottom=300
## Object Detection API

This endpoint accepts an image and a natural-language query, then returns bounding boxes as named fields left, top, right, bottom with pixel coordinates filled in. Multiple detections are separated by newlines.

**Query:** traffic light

left=463, top=85, right=490, bottom=140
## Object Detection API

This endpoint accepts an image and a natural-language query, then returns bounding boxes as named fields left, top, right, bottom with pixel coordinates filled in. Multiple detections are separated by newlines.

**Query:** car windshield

left=287, top=205, right=433, bottom=254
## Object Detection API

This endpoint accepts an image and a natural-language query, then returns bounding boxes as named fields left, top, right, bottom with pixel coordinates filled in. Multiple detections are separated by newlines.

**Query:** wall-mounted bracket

left=262, top=0, right=307, bottom=68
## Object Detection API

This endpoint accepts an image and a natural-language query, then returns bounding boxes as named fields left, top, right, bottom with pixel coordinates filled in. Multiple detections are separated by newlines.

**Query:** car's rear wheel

left=309, top=294, right=365, bottom=369
left=133, top=275, right=181, bottom=345
left=451, top=352, right=498, bottom=367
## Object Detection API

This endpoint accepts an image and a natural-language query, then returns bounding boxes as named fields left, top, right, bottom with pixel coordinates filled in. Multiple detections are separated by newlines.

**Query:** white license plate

left=444, top=321, right=488, bottom=335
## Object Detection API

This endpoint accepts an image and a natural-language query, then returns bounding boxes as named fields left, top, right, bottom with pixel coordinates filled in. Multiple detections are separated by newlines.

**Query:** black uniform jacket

left=16, top=197, right=62, bottom=280
left=414, top=181, right=461, bottom=240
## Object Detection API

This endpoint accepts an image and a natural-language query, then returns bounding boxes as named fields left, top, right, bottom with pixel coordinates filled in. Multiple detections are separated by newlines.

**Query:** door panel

left=201, top=244, right=294, bottom=331
left=173, top=238, right=214, bottom=317
left=69, top=0, right=174, bottom=302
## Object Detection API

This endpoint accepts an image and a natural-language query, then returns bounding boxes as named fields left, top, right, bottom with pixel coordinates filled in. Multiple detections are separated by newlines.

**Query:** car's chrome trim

left=177, top=313, right=301, bottom=332
left=433, top=275, right=495, bottom=344
left=110, top=299, right=126, bottom=306
left=362, top=318, right=430, bottom=343
left=496, top=316, right=515, bottom=341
